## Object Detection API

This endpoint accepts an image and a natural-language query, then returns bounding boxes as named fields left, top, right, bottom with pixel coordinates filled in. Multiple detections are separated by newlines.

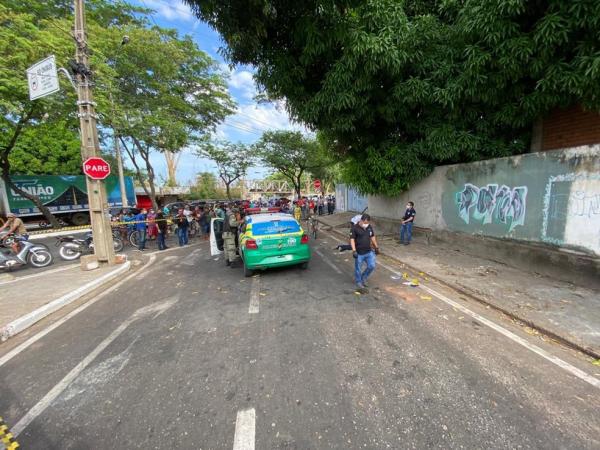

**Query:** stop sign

left=83, top=157, right=111, bottom=180
left=313, top=179, right=321, bottom=190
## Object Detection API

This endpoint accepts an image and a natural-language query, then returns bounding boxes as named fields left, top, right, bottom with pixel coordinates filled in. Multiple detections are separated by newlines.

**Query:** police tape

left=0, top=416, right=19, bottom=450
left=27, top=218, right=176, bottom=236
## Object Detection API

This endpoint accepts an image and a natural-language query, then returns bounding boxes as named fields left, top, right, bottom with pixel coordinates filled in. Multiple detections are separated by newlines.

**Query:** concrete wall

left=335, top=184, right=368, bottom=213
left=368, top=145, right=600, bottom=256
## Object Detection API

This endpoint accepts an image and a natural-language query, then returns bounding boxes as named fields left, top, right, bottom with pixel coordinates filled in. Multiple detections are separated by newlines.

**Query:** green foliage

left=186, top=0, right=600, bottom=195
left=253, top=130, right=325, bottom=197
left=8, top=121, right=81, bottom=174
left=191, top=171, right=218, bottom=199
left=197, top=141, right=253, bottom=199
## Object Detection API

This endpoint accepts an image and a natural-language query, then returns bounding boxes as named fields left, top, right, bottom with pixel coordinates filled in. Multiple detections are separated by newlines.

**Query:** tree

left=198, top=141, right=252, bottom=200
left=0, top=1, right=146, bottom=225
left=191, top=171, right=218, bottom=199
left=253, top=131, right=323, bottom=198
left=0, top=4, right=78, bottom=226
left=101, top=25, right=235, bottom=209
left=185, top=0, right=600, bottom=195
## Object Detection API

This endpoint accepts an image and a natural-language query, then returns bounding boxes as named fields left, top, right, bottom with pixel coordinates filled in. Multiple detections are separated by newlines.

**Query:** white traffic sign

left=27, top=55, right=60, bottom=100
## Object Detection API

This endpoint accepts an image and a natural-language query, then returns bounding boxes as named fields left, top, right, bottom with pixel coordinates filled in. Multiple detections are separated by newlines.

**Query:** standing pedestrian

left=156, top=210, right=168, bottom=250
left=176, top=208, right=189, bottom=246
left=350, top=214, right=380, bottom=291
left=399, top=201, right=416, bottom=245
left=134, top=208, right=148, bottom=251
left=147, top=208, right=158, bottom=240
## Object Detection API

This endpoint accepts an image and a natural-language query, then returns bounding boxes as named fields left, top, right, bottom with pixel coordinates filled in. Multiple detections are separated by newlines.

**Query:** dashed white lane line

left=377, top=260, right=600, bottom=390
left=249, top=276, right=260, bottom=314
left=233, top=408, right=255, bottom=450
left=314, top=249, right=343, bottom=274
left=0, top=254, right=158, bottom=368
left=11, top=298, right=178, bottom=437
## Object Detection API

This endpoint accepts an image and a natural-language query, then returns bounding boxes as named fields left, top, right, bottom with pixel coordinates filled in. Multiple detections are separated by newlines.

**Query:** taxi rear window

left=251, top=219, right=301, bottom=236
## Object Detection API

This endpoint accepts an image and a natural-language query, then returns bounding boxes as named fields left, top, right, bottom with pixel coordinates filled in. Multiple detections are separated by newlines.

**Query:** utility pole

left=73, top=0, right=115, bottom=265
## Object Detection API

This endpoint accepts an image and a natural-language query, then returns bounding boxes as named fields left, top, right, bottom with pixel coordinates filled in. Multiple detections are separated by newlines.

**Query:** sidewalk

left=318, top=213, right=600, bottom=358
left=0, top=260, right=131, bottom=341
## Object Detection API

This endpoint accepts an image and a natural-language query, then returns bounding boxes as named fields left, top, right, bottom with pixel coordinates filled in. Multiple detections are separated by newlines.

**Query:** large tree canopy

left=186, top=0, right=600, bottom=195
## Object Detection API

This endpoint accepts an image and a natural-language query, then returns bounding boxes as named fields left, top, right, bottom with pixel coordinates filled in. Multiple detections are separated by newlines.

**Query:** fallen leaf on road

left=259, top=293, right=266, bottom=297
left=419, top=272, right=425, bottom=276
left=592, top=359, right=600, bottom=366
left=354, top=291, right=361, bottom=295
left=458, top=316, right=464, bottom=320
left=420, top=295, right=432, bottom=301
left=524, top=327, right=539, bottom=335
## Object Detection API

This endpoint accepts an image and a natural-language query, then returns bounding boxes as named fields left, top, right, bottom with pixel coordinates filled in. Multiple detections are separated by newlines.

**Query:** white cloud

left=228, top=70, right=256, bottom=100
left=143, top=0, right=195, bottom=22
left=216, top=102, right=311, bottom=142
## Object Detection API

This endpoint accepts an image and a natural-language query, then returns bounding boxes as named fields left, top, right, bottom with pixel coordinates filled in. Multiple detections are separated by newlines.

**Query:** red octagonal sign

left=83, top=157, right=111, bottom=180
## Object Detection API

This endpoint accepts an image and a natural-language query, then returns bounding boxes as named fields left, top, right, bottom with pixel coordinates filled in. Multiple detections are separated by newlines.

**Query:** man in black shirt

left=350, top=214, right=380, bottom=290
left=400, top=201, right=416, bottom=245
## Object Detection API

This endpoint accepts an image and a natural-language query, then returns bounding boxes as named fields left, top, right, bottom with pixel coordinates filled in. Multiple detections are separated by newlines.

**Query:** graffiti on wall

left=542, top=173, right=600, bottom=252
left=456, top=183, right=528, bottom=232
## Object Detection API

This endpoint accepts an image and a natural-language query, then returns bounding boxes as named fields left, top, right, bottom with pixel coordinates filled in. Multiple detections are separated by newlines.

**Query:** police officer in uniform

left=222, top=207, right=241, bottom=266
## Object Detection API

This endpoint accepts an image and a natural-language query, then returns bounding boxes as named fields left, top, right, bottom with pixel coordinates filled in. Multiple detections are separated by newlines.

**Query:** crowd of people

left=109, top=195, right=336, bottom=252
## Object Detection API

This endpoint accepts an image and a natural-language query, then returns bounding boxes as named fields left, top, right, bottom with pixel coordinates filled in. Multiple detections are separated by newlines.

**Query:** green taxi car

left=211, top=212, right=311, bottom=276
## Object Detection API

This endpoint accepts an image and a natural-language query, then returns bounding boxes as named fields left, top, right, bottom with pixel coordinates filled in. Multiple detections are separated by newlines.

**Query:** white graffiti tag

left=456, top=183, right=528, bottom=232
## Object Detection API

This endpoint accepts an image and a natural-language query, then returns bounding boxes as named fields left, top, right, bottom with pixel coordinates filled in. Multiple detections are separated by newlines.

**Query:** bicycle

left=307, top=215, right=318, bottom=240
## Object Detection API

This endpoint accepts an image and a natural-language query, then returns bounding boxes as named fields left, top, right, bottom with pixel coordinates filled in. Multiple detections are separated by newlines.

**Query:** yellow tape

left=0, top=417, right=19, bottom=449
left=28, top=218, right=175, bottom=236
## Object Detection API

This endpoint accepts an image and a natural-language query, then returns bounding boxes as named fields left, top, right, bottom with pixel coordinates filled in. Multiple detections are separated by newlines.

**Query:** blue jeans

left=355, top=251, right=376, bottom=285
left=400, top=222, right=413, bottom=243
left=157, top=231, right=166, bottom=250
left=177, top=227, right=188, bottom=246
left=137, top=229, right=147, bottom=250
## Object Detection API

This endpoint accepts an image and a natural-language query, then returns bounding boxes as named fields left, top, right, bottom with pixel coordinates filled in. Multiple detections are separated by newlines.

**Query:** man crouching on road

left=350, top=214, right=380, bottom=291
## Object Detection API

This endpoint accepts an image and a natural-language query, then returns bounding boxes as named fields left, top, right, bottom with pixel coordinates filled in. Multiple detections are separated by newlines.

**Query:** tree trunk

left=225, top=182, right=231, bottom=200
left=0, top=105, right=61, bottom=228
left=132, top=137, right=159, bottom=210
left=120, top=137, right=150, bottom=197
left=164, top=150, right=180, bottom=187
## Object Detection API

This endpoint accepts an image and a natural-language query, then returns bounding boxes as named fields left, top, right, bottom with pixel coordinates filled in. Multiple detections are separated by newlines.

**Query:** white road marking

left=10, top=298, right=178, bottom=438
left=249, top=276, right=260, bottom=314
left=0, top=255, right=157, bottom=368
left=0, top=264, right=78, bottom=286
left=233, top=408, right=256, bottom=450
left=315, top=249, right=343, bottom=274
left=377, top=261, right=600, bottom=390
left=181, top=248, right=202, bottom=266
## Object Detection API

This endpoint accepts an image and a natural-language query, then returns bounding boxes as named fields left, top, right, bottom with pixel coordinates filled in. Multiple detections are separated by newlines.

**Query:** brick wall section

left=541, top=105, right=600, bottom=151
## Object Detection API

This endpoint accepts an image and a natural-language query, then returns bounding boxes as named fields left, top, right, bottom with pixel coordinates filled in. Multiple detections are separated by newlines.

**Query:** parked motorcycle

left=56, top=232, right=124, bottom=261
left=0, top=233, right=53, bottom=269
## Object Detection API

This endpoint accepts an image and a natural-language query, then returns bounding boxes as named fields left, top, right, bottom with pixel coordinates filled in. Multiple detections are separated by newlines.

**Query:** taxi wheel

left=300, top=262, right=309, bottom=270
left=244, top=263, right=254, bottom=277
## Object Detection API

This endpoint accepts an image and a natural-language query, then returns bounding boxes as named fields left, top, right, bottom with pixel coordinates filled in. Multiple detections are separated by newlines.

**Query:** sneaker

left=362, top=281, right=369, bottom=288
left=356, top=282, right=365, bottom=290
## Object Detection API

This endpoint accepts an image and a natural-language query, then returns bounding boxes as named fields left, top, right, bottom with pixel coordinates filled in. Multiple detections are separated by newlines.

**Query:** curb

left=318, top=220, right=600, bottom=360
left=0, top=261, right=131, bottom=342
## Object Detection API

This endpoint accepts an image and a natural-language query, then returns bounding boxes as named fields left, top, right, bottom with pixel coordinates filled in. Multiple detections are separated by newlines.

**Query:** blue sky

left=122, top=0, right=308, bottom=185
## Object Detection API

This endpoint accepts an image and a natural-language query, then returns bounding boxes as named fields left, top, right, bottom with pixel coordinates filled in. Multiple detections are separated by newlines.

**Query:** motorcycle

left=0, top=233, right=53, bottom=270
left=56, top=232, right=124, bottom=261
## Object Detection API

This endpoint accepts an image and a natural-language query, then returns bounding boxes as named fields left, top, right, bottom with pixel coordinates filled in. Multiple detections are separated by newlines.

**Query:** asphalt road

left=0, top=237, right=599, bottom=449
left=1, top=231, right=181, bottom=279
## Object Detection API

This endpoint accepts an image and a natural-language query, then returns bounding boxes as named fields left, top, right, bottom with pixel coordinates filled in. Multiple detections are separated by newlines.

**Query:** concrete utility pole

left=73, top=0, right=115, bottom=264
